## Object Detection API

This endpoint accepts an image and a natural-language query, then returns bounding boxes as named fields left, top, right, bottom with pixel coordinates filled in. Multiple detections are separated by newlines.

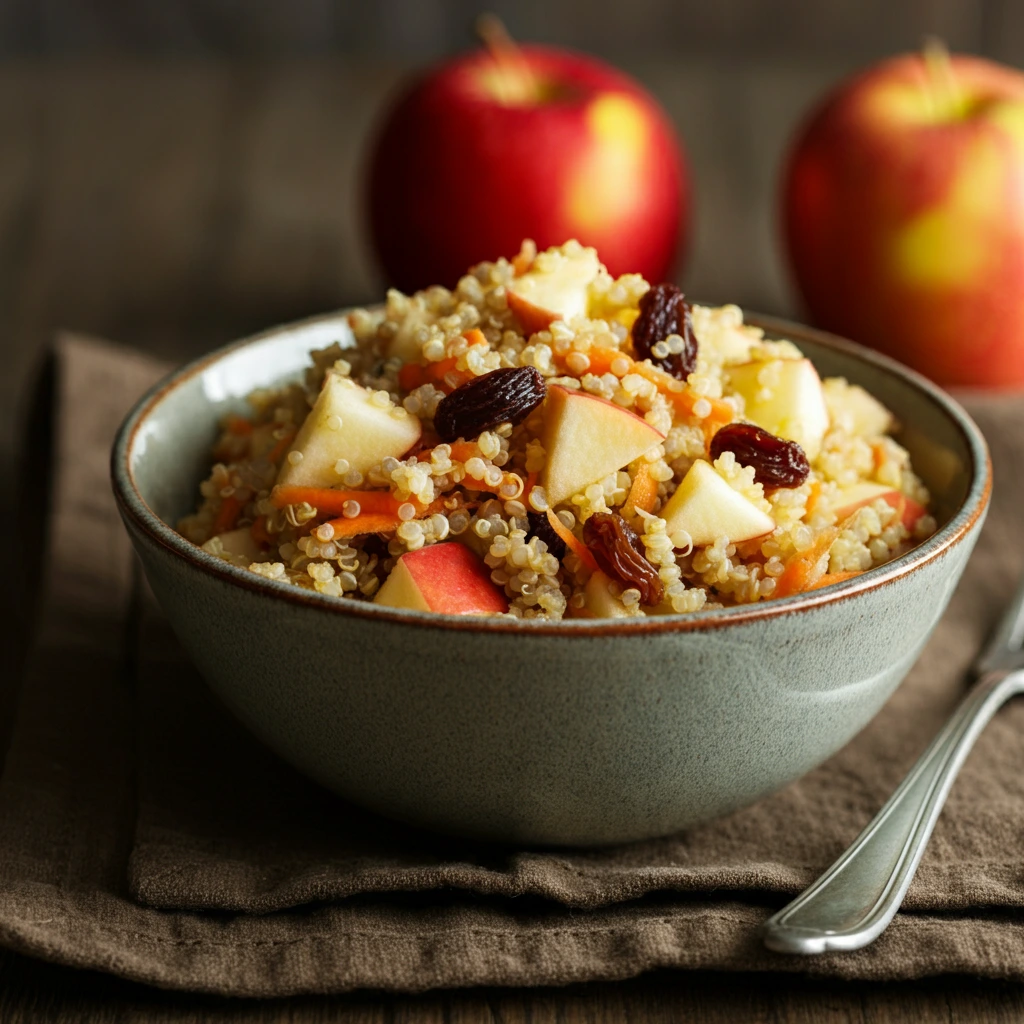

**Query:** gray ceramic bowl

left=111, top=311, right=991, bottom=846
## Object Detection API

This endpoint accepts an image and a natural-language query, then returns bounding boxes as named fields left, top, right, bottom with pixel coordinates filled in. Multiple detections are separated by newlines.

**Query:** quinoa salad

left=179, top=240, right=938, bottom=620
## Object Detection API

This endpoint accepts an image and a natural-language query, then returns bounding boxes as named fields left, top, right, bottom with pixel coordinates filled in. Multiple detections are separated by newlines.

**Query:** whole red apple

left=367, top=27, right=687, bottom=292
left=783, top=49, right=1024, bottom=387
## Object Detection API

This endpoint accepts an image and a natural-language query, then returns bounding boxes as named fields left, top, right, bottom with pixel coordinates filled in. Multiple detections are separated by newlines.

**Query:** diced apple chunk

left=833, top=482, right=927, bottom=530
left=690, top=306, right=757, bottom=363
left=276, top=374, right=421, bottom=488
left=822, top=377, right=895, bottom=437
left=660, top=459, right=775, bottom=547
left=506, top=245, right=601, bottom=334
left=374, top=543, right=508, bottom=615
left=203, top=526, right=262, bottom=563
left=384, top=301, right=429, bottom=363
left=583, top=570, right=632, bottom=618
left=727, top=358, right=829, bottom=461
left=540, top=385, right=665, bottom=506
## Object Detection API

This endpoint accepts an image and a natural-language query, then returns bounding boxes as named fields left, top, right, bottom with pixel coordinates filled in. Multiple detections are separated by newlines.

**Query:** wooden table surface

left=1, top=59, right=1023, bottom=1022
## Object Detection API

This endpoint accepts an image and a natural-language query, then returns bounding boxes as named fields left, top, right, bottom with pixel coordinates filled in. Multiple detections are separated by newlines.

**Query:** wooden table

left=1, top=60, right=1022, bottom=1022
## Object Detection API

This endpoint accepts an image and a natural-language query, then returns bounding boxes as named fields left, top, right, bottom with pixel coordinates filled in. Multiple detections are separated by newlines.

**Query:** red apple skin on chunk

left=506, top=245, right=600, bottom=333
left=368, top=46, right=687, bottom=291
left=783, top=53, right=1024, bottom=387
left=540, top=384, right=665, bottom=506
left=833, top=482, right=927, bottom=530
left=374, top=543, right=508, bottom=615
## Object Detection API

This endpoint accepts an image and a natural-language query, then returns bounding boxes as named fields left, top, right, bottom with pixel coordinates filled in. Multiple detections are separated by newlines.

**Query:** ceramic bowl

left=111, top=311, right=991, bottom=846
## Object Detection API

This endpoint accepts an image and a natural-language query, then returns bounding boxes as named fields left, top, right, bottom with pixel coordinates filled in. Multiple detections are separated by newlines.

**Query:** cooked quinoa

left=179, top=240, right=937, bottom=620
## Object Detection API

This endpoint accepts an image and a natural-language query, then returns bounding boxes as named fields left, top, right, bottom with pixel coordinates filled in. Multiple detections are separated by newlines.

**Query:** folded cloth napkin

left=0, top=333, right=1022, bottom=998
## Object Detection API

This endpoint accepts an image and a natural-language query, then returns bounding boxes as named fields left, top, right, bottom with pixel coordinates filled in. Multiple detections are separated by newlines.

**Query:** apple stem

left=475, top=13, right=540, bottom=105
left=922, top=37, right=967, bottom=119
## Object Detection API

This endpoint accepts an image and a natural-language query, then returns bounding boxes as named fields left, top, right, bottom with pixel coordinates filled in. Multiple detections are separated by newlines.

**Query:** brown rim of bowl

left=111, top=308, right=992, bottom=637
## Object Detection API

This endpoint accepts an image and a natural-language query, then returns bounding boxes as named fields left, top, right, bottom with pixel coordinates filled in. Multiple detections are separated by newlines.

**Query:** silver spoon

left=762, top=572, right=1024, bottom=955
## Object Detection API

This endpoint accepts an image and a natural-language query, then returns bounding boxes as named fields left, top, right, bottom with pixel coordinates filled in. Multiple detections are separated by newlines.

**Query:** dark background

left=4, top=0, right=1023, bottom=445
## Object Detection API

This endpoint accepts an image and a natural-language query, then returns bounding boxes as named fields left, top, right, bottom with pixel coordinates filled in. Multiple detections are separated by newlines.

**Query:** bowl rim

left=111, top=308, right=992, bottom=637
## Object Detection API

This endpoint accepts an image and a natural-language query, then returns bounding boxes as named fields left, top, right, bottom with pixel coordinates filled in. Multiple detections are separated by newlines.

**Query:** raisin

left=709, top=423, right=810, bottom=488
left=434, top=366, right=546, bottom=442
left=631, top=283, right=699, bottom=380
left=527, top=510, right=566, bottom=559
left=582, top=513, right=664, bottom=606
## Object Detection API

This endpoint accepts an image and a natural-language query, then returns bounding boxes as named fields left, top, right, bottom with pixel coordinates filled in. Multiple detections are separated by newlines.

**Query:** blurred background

left=1, top=0, right=1019, bottom=583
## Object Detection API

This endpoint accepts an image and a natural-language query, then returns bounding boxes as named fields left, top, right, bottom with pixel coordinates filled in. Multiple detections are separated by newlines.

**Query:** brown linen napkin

left=1, top=333, right=1023, bottom=998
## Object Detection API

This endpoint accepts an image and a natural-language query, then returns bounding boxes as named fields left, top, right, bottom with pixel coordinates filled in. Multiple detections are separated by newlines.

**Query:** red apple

left=783, top=48, right=1024, bottom=388
left=367, top=23, right=687, bottom=292
left=374, top=542, right=508, bottom=615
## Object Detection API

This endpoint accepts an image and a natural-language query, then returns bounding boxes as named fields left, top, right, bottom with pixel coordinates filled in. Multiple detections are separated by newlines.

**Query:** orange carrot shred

left=323, top=512, right=408, bottom=539
left=568, top=346, right=733, bottom=435
left=772, top=526, right=841, bottom=599
left=418, top=440, right=478, bottom=464
left=523, top=471, right=538, bottom=503
left=622, top=463, right=658, bottom=517
left=267, top=428, right=296, bottom=464
left=270, top=486, right=409, bottom=517
left=810, top=570, right=864, bottom=591
left=545, top=509, right=600, bottom=572
left=322, top=498, right=448, bottom=539
left=224, top=413, right=253, bottom=436
left=250, top=515, right=272, bottom=548
left=804, top=480, right=822, bottom=519
left=398, top=363, right=426, bottom=392
left=212, top=494, right=244, bottom=535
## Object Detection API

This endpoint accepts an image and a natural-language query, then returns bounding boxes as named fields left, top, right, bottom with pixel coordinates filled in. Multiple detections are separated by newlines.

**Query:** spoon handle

left=762, top=667, right=1024, bottom=955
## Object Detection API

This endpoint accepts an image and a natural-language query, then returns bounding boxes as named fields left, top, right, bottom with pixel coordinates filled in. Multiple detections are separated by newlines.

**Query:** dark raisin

left=631, top=283, right=699, bottom=380
left=527, top=510, right=566, bottom=559
left=709, top=423, right=810, bottom=488
left=434, top=366, right=546, bottom=442
left=582, top=513, right=664, bottom=606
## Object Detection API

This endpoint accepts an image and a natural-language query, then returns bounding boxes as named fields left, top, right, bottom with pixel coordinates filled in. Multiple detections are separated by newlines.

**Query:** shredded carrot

left=511, top=247, right=534, bottom=276
left=804, top=479, right=822, bottom=519
left=416, top=440, right=478, bottom=464
left=267, top=428, right=296, bottom=464
left=322, top=497, right=448, bottom=540
left=569, top=346, right=734, bottom=439
left=523, top=471, right=538, bottom=504
left=450, top=441, right=480, bottom=463
left=398, top=363, right=426, bottom=392
left=224, top=413, right=253, bottom=436
left=581, top=347, right=625, bottom=376
left=212, top=494, right=244, bottom=535
left=321, top=512, right=406, bottom=538
left=250, top=515, right=272, bottom=548
left=871, top=441, right=887, bottom=472
left=398, top=330, right=491, bottom=396
left=622, top=463, right=658, bottom=518
left=772, top=526, right=841, bottom=599
left=270, top=486, right=409, bottom=517
left=545, top=509, right=600, bottom=572
left=810, top=570, right=864, bottom=591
